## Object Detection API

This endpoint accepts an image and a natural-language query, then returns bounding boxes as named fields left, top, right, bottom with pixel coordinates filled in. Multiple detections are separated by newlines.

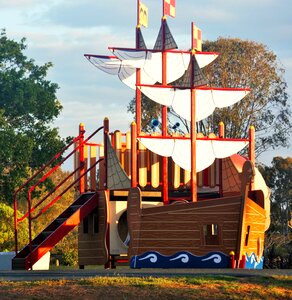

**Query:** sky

left=0, top=0, right=291, bottom=167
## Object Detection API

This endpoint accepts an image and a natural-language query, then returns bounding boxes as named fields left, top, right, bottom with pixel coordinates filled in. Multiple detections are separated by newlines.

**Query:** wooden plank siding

left=239, top=197, right=266, bottom=258
left=78, top=190, right=109, bottom=266
left=127, top=187, right=245, bottom=258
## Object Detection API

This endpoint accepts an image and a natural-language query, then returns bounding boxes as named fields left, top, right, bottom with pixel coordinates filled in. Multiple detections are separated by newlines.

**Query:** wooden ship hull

left=76, top=129, right=269, bottom=269
left=127, top=184, right=266, bottom=269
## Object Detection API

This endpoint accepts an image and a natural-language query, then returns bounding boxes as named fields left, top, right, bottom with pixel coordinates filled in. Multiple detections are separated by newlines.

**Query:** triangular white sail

left=138, top=137, right=248, bottom=172
left=139, top=86, right=250, bottom=122
left=85, top=54, right=156, bottom=89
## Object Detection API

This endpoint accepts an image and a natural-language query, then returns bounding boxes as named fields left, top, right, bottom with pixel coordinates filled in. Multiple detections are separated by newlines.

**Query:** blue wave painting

left=130, top=251, right=230, bottom=269
left=245, top=253, right=264, bottom=269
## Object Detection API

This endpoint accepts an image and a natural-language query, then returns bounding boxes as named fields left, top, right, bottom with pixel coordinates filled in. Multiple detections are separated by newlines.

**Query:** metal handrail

left=14, top=125, right=104, bottom=254
left=24, top=125, right=104, bottom=218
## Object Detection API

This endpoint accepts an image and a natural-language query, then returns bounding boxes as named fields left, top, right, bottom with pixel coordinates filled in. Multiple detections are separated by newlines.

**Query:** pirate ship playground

left=12, top=1, right=270, bottom=270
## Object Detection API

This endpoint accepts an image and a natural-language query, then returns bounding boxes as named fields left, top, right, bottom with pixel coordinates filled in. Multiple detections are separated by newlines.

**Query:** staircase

left=12, top=122, right=108, bottom=270
left=12, top=192, right=99, bottom=270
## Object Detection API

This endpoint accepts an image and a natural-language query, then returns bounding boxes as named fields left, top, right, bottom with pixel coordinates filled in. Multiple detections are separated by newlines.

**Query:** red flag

left=164, top=0, right=176, bottom=18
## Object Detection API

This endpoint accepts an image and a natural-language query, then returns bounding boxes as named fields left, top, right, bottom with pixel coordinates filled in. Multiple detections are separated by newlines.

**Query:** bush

left=264, top=235, right=292, bottom=269
left=59, top=248, right=78, bottom=266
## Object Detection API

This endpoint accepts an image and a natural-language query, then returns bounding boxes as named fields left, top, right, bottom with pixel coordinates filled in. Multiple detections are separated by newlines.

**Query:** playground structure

left=12, top=1, right=270, bottom=270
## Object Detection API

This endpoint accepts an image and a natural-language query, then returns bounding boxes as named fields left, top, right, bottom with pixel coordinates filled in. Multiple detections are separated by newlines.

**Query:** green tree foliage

left=30, top=168, right=78, bottom=265
left=128, top=94, right=161, bottom=132
left=261, top=156, right=292, bottom=268
left=202, top=38, right=291, bottom=156
left=261, top=157, right=291, bottom=235
left=0, top=202, right=30, bottom=251
left=0, top=29, right=66, bottom=204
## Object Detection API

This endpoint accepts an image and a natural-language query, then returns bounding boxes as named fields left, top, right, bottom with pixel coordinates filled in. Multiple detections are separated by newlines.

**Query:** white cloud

left=0, top=0, right=39, bottom=9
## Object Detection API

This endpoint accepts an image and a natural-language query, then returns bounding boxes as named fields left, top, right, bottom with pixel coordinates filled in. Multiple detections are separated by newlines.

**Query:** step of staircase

left=12, top=191, right=101, bottom=270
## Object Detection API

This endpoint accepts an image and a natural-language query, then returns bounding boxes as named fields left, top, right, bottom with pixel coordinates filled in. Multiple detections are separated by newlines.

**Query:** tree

left=0, top=29, right=67, bottom=205
left=202, top=38, right=291, bottom=156
left=260, top=156, right=291, bottom=235
left=260, top=156, right=292, bottom=268
left=128, top=38, right=291, bottom=155
left=0, top=202, right=30, bottom=251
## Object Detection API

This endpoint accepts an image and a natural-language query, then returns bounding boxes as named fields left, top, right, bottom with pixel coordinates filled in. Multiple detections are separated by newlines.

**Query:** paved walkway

left=1, top=268, right=292, bottom=281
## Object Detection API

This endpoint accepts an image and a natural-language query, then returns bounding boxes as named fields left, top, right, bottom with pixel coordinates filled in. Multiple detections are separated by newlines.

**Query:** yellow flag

left=139, top=2, right=148, bottom=28
left=192, top=23, right=202, bottom=52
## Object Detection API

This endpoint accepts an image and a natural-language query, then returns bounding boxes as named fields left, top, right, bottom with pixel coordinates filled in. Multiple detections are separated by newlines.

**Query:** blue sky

left=0, top=0, right=291, bottom=166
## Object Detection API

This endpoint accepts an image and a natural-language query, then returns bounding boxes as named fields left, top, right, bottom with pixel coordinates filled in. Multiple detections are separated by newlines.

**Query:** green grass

left=0, top=275, right=291, bottom=299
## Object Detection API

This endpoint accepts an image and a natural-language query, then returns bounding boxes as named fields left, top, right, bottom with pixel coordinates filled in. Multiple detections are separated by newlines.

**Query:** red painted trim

left=103, top=119, right=109, bottom=190
left=161, top=18, right=169, bottom=205
left=136, top=69, right=142, bottom=134
left=131, top=122, right=137, bottom=187
left=84, top=54, right=117, bottom=59
left=137, top=135, right=250, bottom=142
left=85, top=142, right=102, bottom=147
left=108, top=46, right=219, bottom=55
left=138, top=83, right=251, bottom=92
left=79, top=124, right=85, bottom=194
left=191, top=88, right=197, bottom=202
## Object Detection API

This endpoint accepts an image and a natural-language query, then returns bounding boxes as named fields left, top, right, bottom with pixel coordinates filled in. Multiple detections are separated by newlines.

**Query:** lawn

left=0, top=275, right=291, bottom=299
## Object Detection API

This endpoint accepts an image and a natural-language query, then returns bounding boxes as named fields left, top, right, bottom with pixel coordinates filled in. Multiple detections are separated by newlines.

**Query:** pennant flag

left=139, top=1, right=148, bottom=28
left=164, top=0, right=176, bottom=18
left=192, top=23, right=202, bottom=52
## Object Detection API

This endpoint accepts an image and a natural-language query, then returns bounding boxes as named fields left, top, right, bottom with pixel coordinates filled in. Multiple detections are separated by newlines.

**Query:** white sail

left=85, top=54, right=156, bottom=89
left=139, top=86, right=250, bottom=122
left=138, top=137, right=248, bottom=172
left=110, top=48, right=218, bottom=83
left=195, top=52, right=219, bottom=68
left=85, top=55, right=122, bottom=75
left=85, top=51, right=219, bottom=92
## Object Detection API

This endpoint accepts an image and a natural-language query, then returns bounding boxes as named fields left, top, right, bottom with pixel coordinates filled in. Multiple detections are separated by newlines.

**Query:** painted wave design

left=130, top=251, right=230, bottom=269
left=245, top=253, right=264, bottom=270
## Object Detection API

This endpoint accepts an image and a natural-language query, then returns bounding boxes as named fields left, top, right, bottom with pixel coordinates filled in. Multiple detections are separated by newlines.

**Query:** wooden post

left=90, top=145, right=97, bottom=191
left=103, top=118, right=109, bottom=190
left=79, top=123, right=85, bottom=194
left=219, top=122, right=225, bottom=197
left=125, top=131, right=131, bottom=176
left=131, top=121, right=137, bottom=187
left=98, top=143, right=105, bottom=189
left=249, top=125, right=255, bottom=190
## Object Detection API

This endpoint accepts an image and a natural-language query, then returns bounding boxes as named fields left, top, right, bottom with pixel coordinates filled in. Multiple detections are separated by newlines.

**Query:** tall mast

left=136, top=0, right=142, bottom=134
left=191, top=22, right=197, bottom=202
left=161, top=2, right=169, bottom=204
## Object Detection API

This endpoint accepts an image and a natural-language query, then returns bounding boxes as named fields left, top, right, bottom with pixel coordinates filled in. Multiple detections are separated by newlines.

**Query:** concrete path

left=1, top=268, right=292, bottom=281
